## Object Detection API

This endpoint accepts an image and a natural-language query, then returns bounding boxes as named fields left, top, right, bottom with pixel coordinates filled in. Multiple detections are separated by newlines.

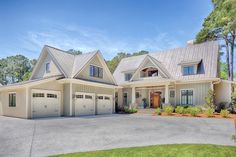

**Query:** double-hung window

left=123, top=93, right=128, bottom=105
left=125, top=73, right=132, bottom=81
left=9, top=93, right=16, bottom=107
left=181, top=89, right=193, bottom=105
left=89, top=65, right=103, bottom=78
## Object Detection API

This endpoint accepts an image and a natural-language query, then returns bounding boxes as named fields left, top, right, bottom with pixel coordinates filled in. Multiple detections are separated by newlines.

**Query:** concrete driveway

left=0, top=114, right=235, bottom=157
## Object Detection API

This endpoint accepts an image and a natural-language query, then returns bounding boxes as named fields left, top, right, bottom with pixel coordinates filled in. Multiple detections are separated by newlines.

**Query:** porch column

left=165, top=84, right=169, bottom=104
left=131, top=86, right=136, bottom=104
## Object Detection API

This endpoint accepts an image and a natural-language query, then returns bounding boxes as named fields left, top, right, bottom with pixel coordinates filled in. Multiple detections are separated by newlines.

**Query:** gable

left=31, top=52, right=63, bottom=80
left=131, top=56, right=170, bottom=81
left=75, top=53, right=115, bottom=85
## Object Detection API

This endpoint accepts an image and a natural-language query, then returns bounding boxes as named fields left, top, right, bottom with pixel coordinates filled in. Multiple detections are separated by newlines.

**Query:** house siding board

left=63, top=84, right=71, bottom=116
left=72, top=84, right=114, bottom=115
left=176, top=82, right=211, bottom=106
left=1, top=88, right=27, bottom=118
left=33, top=53, right=62, bottom=79
left=77, top=55, right=114, bottom=84
left=215, top=81, right=231, bottom=105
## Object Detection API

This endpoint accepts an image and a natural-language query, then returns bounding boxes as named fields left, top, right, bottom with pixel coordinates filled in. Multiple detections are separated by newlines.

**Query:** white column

left=165, top=84, right=169, bottom=104
left=69, top=82, right=73, bottom=116
left=131, top=86, right=136, bottom=104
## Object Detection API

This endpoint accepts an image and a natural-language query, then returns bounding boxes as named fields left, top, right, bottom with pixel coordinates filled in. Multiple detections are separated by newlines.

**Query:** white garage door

left=32, top=89, right=61, bottom=118
left=97, top=94, right=113, bottom=115
left=75, top=92, right=95, bottom=116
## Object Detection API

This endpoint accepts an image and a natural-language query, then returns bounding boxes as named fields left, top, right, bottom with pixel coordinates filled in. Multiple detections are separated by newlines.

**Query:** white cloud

left=21, top=23, right=182, bottom=60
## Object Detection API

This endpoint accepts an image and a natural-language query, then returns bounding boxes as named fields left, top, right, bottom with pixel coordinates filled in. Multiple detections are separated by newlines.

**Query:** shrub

left=155, top=108, right=161, bottom=115
left=164, top=105, right=174, bottom=115
left=220, top=109, right=229, bottom=118
left=124, top=107, right=137, bottom=114
left=205, top=89, right=216, bottom=109
left=204, top=108, right=214, bottom=117
left=189, top=107, right=201, bottom=117
left=183, top=108, right=189, bottom=115
left=175, top=106, right=184, bottom=114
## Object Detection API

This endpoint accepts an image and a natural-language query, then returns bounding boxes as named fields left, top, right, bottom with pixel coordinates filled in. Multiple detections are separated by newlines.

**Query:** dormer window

left=179, top=59, right=201, bottom=76
left=183, top=66, right=194, bottom=75
left=140, top=67, right=158, bottom=78
left=90, top=65, right=103, bottom=78
left=125, top=73, right=132, bottom=81
left=45, top=63, right=50, bottom=73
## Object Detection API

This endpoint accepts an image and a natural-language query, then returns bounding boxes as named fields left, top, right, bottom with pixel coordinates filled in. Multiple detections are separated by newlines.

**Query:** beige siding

left=33, top=53, right=62, bottom=79
left=77, top=55, right=114, bottom=84
left=1, top=88, right=27, bottom=118
left=215, top=81, right=231, bottom=105
left=176, top=82, right=211, bottom=106
left=0, top=93, right=2, bottom=115
left=63, top=83, right=71, bottom=116
left=72, top=84, right=114, bottom=115
left=28, top=81, right=64, bottom=118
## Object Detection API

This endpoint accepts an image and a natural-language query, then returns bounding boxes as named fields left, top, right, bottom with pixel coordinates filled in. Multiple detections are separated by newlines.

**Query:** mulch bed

left=153, top=112, right=236, bottom=128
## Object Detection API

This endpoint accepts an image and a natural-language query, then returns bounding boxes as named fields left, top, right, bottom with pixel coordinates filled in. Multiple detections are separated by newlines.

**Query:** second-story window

left=183, top=66, right=194, bottom=75
left=45, top=63, right=50, bottom=73
left=125, top=73, right=132, bottom=81
left=90, top=65, right=103, bottom=78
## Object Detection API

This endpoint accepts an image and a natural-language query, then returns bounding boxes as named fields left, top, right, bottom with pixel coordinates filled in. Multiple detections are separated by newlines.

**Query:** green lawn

left=52, top=144, right=236, bottom=157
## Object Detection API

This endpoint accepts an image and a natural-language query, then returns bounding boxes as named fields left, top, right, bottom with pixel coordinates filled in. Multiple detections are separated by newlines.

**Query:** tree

left=205, top=89, right=216, bottom=109
left=196, top=0, right=236, bottom=82
left=67, top=49, right=83, bottom=55
left=0, top=55, right=37, bottom=84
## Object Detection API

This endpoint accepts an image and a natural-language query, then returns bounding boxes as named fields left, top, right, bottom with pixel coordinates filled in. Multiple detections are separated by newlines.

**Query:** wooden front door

left=152, top=93, right=160, bottom=108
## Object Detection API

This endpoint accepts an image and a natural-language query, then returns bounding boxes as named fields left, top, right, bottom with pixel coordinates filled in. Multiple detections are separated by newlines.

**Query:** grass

left=51, top=144, right=236, bottom=157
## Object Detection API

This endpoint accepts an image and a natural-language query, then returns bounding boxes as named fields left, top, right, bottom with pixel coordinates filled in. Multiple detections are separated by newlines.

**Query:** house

left=0, top=45, right=118, bottom=118
left=113, top=41, right=235, bottom=109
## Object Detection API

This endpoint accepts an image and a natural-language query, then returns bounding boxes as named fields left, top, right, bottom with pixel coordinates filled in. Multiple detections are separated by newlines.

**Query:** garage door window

left=104, top=96, right=110, bottom=100
left=33, top=93, right=44, bottom=97
left=9, top=93, right=16, bottom=107
left=98, top=96, right=103, bottom=99
left=47, top=93, right=57, bottom=98
left=85, top=95, right=93, bottom=99
left=76, top=95, right=83, bottom=99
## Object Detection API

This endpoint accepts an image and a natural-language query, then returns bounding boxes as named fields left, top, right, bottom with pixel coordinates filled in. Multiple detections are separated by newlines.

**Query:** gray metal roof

left=45, top=46, right=98, bottom=78
left=113, top=41, right=219, bottom=85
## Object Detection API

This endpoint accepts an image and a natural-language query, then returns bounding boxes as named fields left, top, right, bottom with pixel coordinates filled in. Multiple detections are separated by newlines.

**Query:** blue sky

left=0, top=0, right=212, bottom=60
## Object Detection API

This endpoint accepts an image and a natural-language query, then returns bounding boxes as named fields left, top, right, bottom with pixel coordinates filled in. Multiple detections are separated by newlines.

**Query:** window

left=104, top=96, right=110, bottom=100
left=76, top=95, right=83, bottom=99
left=46, top=63, right=50, bottom=73
left=183, top=66, right=194, bottom=75
left=90, top=65, right=103, bottom=78
left=125, top=73, right=132, bottom=81
left=98, top=96, right=103, bottom=99
left=123, top=93, right=128, bottom=105
left=85, top=95, right=93, bottom=99
left=136, top=91, right=140, bottom=98
left=170, top=91, right=175, bottom=98
left=47, top=93, right=57, bottom=98
left=181, top=90, right=193, bottom=105
left=9, top=93, right=16, bottom=107
left=32, top=93, right=44, bottom=97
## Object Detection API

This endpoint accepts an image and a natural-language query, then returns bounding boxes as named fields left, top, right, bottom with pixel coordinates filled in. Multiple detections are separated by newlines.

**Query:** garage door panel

left=75, top=92, right=95, bottom=116
left=32, top=89, right=61, bottom=118
left=97, top=94, right=112, bottom=115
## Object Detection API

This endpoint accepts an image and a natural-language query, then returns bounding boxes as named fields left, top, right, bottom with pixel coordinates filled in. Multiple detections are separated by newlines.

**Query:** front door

left=151, top=93, right=161, bottom=108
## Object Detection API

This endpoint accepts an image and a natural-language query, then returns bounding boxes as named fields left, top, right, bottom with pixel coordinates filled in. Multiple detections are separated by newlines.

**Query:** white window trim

left=45, top=62, right=50, bottom=73
left=8, top=92, right=16, bottom=107
left=180, top=88, right=194, bottom=105
left=89, top=64, right=103, bottom=79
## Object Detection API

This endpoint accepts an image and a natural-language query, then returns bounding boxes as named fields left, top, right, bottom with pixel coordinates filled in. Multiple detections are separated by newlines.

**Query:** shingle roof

left=113, top=41, right=219, bottom=85
left=45, top=45, right=98, bottom=78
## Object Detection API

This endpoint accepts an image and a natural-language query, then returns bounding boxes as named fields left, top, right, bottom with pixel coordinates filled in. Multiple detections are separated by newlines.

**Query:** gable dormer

left=178, top=59, right=202, bottom=76
left=130, top=55, right=171, bottom=81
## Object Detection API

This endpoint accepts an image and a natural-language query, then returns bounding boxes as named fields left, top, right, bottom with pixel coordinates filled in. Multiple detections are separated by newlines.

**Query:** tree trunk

left=230, top=30, right=235, bottom=92
left=225, top=35, right=230, bottom=80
